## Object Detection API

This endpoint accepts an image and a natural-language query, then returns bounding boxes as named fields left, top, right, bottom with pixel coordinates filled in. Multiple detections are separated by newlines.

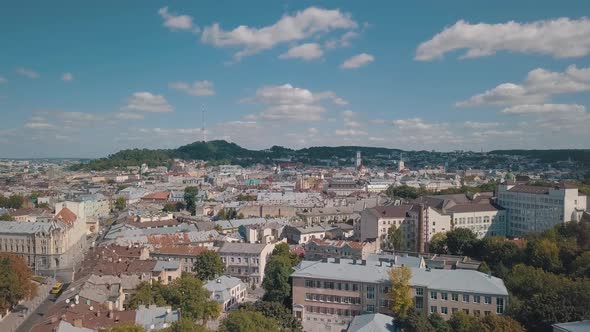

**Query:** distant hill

left=70, top=140, right=404, bottom=171
left=488, top=149, right=590, bottom=163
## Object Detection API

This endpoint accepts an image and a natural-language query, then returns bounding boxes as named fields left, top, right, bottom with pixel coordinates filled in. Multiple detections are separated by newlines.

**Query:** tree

left=127, top=281, right=166, bottom=309
left=161, top=317, right=210, bottom=332
left=0, top=195, right=24, bottom=209
left=428, top=313, right=451, bottom=332
left=387, top=225, right=404, bottom=251
left=107, top=322, right=146, bottom=332
left=165, top=274, right=220, bottom=321
left=388, top=266, right=413, bottom=319
left=480, top=315, right=525, bottom=332
left=396, top=308, right=434, bottom=332
left=114, top=197, right=127, bottom=211
left=0, top=213, right=14, bottom=221
left=0, top=254, right=38, bottom=312
left=239, top=301, right=302, bottom=332
left=193, top=251, right=225, bottom=281
left=445, top=228, right=478, bottom=256
left=272, top=243, right=300, bottom=267
left=477, top=261, right=491, bottom=274
left=448, top=311, right=481, bottom=332
left=385, top=185, right=424, bottom=199
left=184, top=187, right=199, bottom=215
left=429, top=233, right=447, bottom=254
left=571, top=251, right=590, bottom=277
left=219, top=309, right=281, bottom=332
left=525, top=238, right=562, bottom=272
left=262, top=255, right=293, bottom=305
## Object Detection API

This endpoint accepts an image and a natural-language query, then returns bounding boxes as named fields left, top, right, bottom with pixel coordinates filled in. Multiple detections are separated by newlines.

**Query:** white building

left=218, top=242, right=276, bottom=286
left=497, top=183, right=587, bottom=236
left=205, top=276, right=247, bottom=311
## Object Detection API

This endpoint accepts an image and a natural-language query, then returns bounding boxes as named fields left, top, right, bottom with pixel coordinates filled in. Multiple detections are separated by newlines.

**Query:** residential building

left=205, top=276, right=248, bottom=311
left=218, top=242, right=275, bottom=286
left=291, top=258, right=509, bottom=331
left=497, top=183, right=587, bottom=236
left=305, top=239, right=378, bottom=261
left=359, top=205, right=420, bottom=251
left=284, top=225, right=327, bottom=244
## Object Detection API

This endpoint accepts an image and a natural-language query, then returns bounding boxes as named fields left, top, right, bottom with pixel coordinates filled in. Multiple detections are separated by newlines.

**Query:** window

left=430, top=291, right=438, bottom=300
left=367, top=286, right=375, bottom=299
left=416, top=288, right=424, bottom=296
left=430, top=306, right=437, bottom=314
left=484, top=311, right=491, bottom=316
left=305, top=280, right=313, bottom=288
left=441, top=292, right=448, bottom=301
left=441, top=307, right=448, bottom=315
left=452, top=308, right=458, bottom=314
left=474, top=295, right=480, bottom=303
left=344, top=283, right=350, bottom=291
left=324, top=282, right=334, bottom=289
left=313, top=294, right=319, bottom=301
left=463, top=309, right=469, bottom=314
left=474, top=310, right=481, bottom=317
left=380, top=299, right=388, bottom=308
left=306, top=293, right=311, bottom=300
left=415, top=297, right=424, bottom=310
left=352, top=284, right=359, bottom=292
left=496, top=298, right=504, bottom=314
left=320, top=295, right=325, bottom=302
left=334, top=296, right=341, bottom=303
left=315, top=281, right=322, bottom=288
left=484, top=296, right=492, bottom=304
left=336, top=282, right=342, bottom=290
left=452, top=293, right=458, bottom=301
left=463, top=294, right=469, bottom=303
left=366, top=305, right=375, bottom=312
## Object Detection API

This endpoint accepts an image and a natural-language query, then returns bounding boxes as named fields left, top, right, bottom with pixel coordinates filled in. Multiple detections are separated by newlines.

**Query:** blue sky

left=1, top=0, right=590, bottom=158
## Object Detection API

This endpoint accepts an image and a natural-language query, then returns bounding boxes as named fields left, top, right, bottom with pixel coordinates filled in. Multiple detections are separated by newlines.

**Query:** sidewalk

left=0, top=280, right=53, bottom=332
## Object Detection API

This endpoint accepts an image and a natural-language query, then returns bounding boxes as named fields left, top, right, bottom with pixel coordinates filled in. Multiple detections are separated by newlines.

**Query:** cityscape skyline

left=1, top=1, right=590, bottom=158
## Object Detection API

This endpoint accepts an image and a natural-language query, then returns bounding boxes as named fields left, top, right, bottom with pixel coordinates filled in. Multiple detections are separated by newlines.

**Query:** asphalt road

left=16, top=293, right=57, bottom=332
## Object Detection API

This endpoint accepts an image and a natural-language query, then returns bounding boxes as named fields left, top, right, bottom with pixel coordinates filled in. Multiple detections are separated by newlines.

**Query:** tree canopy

left=388, top=266, right=413, bottom=319
left=0, top=254, right=38, bottom=312
left=193, top=251, right=225, bottom=281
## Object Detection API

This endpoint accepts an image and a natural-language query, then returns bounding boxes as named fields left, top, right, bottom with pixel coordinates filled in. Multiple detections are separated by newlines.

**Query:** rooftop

left=218, top=242, right=269, bottom=254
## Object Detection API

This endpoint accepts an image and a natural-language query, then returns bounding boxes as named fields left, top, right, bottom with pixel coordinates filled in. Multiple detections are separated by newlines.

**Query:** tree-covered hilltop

left=488, top=149, right=590, bottom=163
left=69, top=140, right=408, bottom=171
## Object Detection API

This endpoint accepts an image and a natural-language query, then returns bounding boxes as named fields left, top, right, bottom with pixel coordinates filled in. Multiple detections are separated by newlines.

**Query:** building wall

left=219, top=243, right=275, bottom=285
left=451, top=210, right=506, bottom=238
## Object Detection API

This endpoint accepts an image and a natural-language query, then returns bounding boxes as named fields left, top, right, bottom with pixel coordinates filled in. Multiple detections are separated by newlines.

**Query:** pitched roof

left=55, top=207, right=77, bottom=226
left=141, top=191, right=170, bottom=200
left=218, top=242, right=269, bottom=254
left=347, top=313, right=396, bottom=332
left=368, top=205, right=414, bottom=219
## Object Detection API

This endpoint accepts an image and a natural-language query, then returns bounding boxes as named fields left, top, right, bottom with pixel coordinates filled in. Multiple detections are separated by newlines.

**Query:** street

left=15, top=293, right=57, bottom=332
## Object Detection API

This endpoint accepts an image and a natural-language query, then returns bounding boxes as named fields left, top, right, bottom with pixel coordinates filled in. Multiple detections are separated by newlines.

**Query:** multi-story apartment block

left=0, top=207, right=87, bottom=275
left=218, top=242, right=275, bottom=286
left=304, top=238, right=377, bottom=261
left=291, top=258, right=509, bottom=332
left=359, top=205, right=421, bottom=251
left=497, top=183, right=587, bottom=236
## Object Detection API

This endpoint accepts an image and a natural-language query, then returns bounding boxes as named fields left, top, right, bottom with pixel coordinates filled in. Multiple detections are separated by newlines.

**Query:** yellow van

left=50, top=282, right=63, bottom=294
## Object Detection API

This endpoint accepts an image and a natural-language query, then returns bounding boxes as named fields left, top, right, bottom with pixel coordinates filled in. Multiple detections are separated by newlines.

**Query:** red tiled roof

left=141, top=191, right=170, bottom=200
left=152, top=245, right=208, bottom=256
left=148, top=233, right=191, bottom=247
left=55, top=207, right=77, bottom=226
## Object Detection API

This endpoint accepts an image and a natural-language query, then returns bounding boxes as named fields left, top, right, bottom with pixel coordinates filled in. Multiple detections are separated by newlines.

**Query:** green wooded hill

left=70, top=140, right=406, bottom=171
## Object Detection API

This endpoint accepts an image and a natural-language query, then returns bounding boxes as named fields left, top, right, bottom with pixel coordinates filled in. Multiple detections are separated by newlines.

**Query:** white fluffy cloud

left=340, top=53, right=374, bottom=69
left=501, top=104, right=586, bottom=115
left=62, top=72, right=74, bottom=81
left=463, top=121, right=500, bottom=129
left=279, top=43, right=324, bottom=61
left=416, top=17, right=590, bottom=61
left=335, top=129, right=368, bottom=136
left=201, top=7, right=357, bottom=59
left=170, top=80, right=215, bottom=96
left=457, top=65, right=590, bottom=107
left=121, top=92, right=173, bottom=113
left=116, top=112, right=145, bottom=120
left=16, top=67, right=39, bottom=79
left=325, top=31, right=359, bottom=49
left=158, top=7, right=197, bottom=31
left=245, top=84, right=347, bottom=121
left=392, top=118, right=436, bottom=130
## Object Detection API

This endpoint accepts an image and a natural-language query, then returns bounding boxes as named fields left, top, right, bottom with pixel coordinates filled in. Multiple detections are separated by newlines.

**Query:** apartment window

left=305, top=280, right=313, bottom=288
left=231, top=257, right=234, bottom=263
left=329, top=308, right=335, bottom=315
left=451, top=293, right=458, bottom=301
left=463, top=294, right=469, bottom=303
left=441, top=307, right=448, bottom=315
left=484, top=296, right=492, bottom=304
left=313, top=294, right=319, bottom=301
left=484, top=311, right=491, bottom=316
left=352, top=284, right=359, bottom=292
left=324, top=281, right=334, bottom=289
left=306, top=293, right=311, bottom=300
left=452, top=308, right=458, bottom=314
left=326, top=295, right=332, bottom=302
left=320, top=295, right=325, bottom=302
left=430, top=306, right=437, bottom=314
left=415, top=288, right=424, bottom=296
left=496, top=298, right=505, bottom=314
left=366, top=305, right=375, bottom=313
left=380, top=299, right=388, bottom=308
left=334, top=296, right=341, bottom=303
left=463, top=309, right=469, bottom=314
left=415, top=297, right=424, bottom=310
left=474, top=310, right=481, bottom=317
left=336, top=282, right=342, bottom=290
left=366, top=286, right=375, bottom=299
left=344, top=283, right=350, bottom=291
left=441, top=292, right=448, bottom=301
left=474, top=295, right=480, bottom=303
left=430, top=291, right=438, bottom=300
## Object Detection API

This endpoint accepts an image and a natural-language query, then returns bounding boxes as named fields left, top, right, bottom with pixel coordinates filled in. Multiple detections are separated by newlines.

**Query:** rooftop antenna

left=201, top=104, right=206, bottom=142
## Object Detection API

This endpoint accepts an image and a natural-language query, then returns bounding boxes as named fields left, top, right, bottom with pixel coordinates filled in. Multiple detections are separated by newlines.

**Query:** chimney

left=108, top=311, right=113, bottom=319
left=73, top=318, right=83, bottom=327
left=96, top=311, right=101, bottom=317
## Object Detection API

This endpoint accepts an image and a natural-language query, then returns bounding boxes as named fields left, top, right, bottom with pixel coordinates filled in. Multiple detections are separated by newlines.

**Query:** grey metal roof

left=292, top=259, right=508, bottom=296
left=153, top=260, right=180, bottom=272
left=218, top=242, right=269, bottom=254
left=553, top=321, right=590, bottom=332
left=347, top=313, right=397, bottom=332
left=55, top=321, right=95, bottom=332
left=135, top=306, right=180, bottom=330
left=0, top=220, right=64, bottom=234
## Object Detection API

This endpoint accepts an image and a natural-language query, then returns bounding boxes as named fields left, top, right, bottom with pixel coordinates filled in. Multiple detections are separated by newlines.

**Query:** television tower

left=201, top=104, right=206, bottom=142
